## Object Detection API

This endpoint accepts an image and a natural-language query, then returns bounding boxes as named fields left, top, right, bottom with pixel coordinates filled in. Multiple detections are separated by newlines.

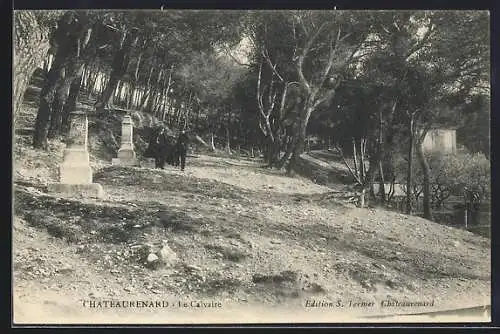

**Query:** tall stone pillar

left=112, top=115, right=137, bottom=166
left=47, top=111, right=104, bottom=198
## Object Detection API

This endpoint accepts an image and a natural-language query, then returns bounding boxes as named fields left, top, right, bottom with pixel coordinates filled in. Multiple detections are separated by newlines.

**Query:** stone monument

left=112, top=115, right=137, bottom=166
left=47, top=111, right=104, bottom=198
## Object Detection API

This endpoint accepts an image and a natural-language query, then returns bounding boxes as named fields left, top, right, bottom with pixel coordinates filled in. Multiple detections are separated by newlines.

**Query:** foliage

left=19, top=9, right=490, bottom=173
left=456, top=94, right=490, bottom=157
left=412, top=151, right=491, bottom=207
left=178, top=51, right=246, bottom=104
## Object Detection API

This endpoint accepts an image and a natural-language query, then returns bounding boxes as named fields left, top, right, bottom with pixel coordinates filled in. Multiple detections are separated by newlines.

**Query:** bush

left=392, top=151, right=490, bottom=208
left=425, top=151, right=490, bottom=207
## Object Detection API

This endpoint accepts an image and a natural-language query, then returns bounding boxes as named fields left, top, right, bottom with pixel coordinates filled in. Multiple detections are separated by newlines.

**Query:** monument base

left=111, top=158, right=138, bottom=166
left=112, top=148, right=137, bottom=166
left=59, top=148, right=93, bottom=184
left=47, top=183, right=105, bottom=199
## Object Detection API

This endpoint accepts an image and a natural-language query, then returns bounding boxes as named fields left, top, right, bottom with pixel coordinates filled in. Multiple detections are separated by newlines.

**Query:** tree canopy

left=15, top=9, right=490, bottom=214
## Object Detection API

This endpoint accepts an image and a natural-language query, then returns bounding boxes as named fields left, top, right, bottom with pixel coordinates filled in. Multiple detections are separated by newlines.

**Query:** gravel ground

left=13, top=152, right=490, bottom=324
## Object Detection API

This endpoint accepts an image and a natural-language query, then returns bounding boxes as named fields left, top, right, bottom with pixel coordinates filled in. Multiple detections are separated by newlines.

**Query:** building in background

left=422, top=127, right=457, bottom=154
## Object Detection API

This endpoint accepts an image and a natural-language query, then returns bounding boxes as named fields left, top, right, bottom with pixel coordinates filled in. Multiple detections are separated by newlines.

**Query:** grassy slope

left=12, top=84, right=491, bottom=324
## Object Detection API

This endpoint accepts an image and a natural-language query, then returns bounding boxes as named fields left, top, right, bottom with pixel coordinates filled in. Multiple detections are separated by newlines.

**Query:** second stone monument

left=112, top=115, right=137, bottom=166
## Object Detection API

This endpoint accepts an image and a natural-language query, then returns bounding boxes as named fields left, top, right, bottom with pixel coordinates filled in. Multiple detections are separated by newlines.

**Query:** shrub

left=392, top=151, right=490, bottom=208
left=426, top=151, right=490, bottom=207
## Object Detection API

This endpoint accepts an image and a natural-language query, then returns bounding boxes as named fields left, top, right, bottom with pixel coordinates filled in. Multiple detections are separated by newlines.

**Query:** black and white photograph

left=12, top=9, right=491, bottom=324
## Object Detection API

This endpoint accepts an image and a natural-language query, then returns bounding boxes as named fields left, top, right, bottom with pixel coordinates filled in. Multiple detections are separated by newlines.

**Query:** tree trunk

left=264, top=137, right=276, bottom=166
left=166, top=99, right=175, bottom=125
left=33, top=83, right=57, bottom=149
left=132, top=88, right=140, bottom=109
left=97, top=30, right=138, bottom=110
left=210, top=133, right=216, bottom=151
left=277, top=137, right=294, bottom=169
left=90, top=73, right=99, bottom=95
left=99, top=73, right=119, bottom=109
left=42, top=54, right=53, bottom=73
left=286, top=106, right=313, bottom=175
left=86, top=64, right=94, bottom=92
left=377, top=109, right=386, bottom=203
left=272, top=139, right=282, bottom=167
left=226, top=127, right=232, bottom=154
left=388, top=180, right=395, bottom=203
left=147, top=88, right=159, bottom=114
left=113, top=80, right=121, bottom=104
left=378, top=160, right=386, bottom=203
left=161, top=65, right=174, bottom=120
left=161, top=96, right=169, bottom=121
left=359, top=154, right=379, bottom=208
left=61, top=64, right=85, bottom=132
left=33, top=12, right=91, bottom=148
left=127, top=83, right=134, bottom=109
left=127, top=51, right=143, bottom=109
left=139, top=89, right=151, bottom=111
left=47, top=20, right=92, bottom=139
left=416, top=132, right=433, bottom=220
left=87, top=62, right=99, bottom=95
left=176, top=99, right=185, bottom=126
left=138, top=66, right=154, bottom=110
left=146, top=66, right=163, bottom=114
left=154, top=77, right=167, bottom=119
left=80, top=64, right=88, bottom=89
left=352, top=138, right=359, bottom=180
left=359, top=138, right=366, bottom=181
left=97, top=74, right=107, bottom=96
left=47, top=74, right=70, bottom=139
left=13, top=11, right=51, bottom=121
left=359, top=188, right=366, bottom=208
left=406, top=114, right=415, bottom=214
left=183, top=98, right=192, bottom=129
left=119, top=82, right=127, bottom=107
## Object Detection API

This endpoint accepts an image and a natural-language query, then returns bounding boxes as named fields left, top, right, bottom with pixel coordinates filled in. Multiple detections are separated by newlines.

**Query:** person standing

left=176, top=130, right=189, bottom=171
left=156, top=127, right=168, bottom=169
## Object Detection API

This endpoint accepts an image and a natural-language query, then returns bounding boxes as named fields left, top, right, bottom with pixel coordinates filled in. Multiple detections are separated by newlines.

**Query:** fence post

left=464, top=208, right=468, bottom=230
left=464, top=189, right=468, bottom=230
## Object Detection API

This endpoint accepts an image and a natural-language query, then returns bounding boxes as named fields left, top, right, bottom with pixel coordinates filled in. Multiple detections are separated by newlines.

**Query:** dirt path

left=13, top=153, right=491, bottom=324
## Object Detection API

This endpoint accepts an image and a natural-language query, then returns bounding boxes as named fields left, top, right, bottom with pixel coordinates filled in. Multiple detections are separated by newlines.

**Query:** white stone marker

left=48, top=111, right=104, bottom=198
left=112, top=115, right=137, bottom=166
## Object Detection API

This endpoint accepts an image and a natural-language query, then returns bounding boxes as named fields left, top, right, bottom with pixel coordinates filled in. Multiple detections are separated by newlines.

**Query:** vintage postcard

left=12, top=9, right=491, bottom=325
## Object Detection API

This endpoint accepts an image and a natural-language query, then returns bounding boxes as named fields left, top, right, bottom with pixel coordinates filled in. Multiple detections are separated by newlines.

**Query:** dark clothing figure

left=144, top=127, right=173, bottom=169
left=154, top=129, right=167, bottom=169
left=144, top=127, right=188, bottom=170
left=162, top=135, right=177, bottom=167
left=144, top=127, right=163, bottom=159
left=465, top=188, right=481, bottom=211
left=176, top=131, right=189, bottom=171
left=464, top=188, right=482, bottom=226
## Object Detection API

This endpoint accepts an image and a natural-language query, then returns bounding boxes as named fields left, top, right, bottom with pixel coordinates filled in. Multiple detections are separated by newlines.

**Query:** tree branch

left=296, top=20, right=329, bottom=95
left=261, top=47, right=285, bottom=82
left=227, top=52, right=251, bottom=67
left=317, top=26, right=342, bottom=90
left=82, top=28, right=92, bottom=48
left=335, top=144, right=362, bottom=184
left=405, top=24, right=435, bottom=61
left=256, top=61, right=266, bottom=118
